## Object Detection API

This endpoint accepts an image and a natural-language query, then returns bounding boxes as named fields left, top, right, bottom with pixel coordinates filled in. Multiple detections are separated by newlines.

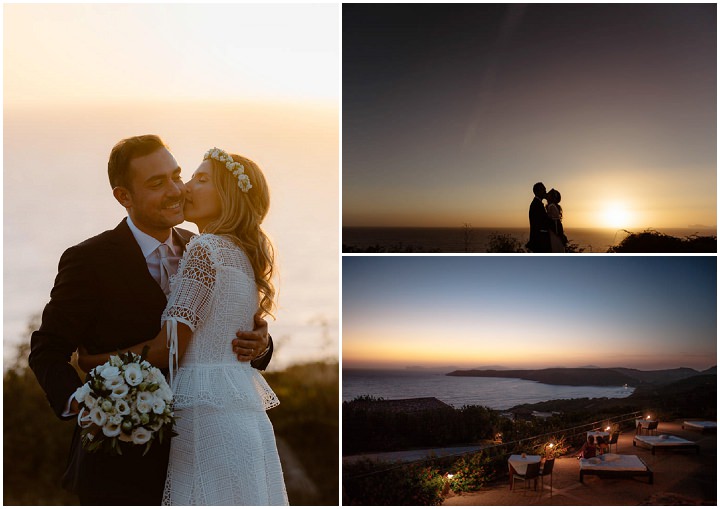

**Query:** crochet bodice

left=161, top=234, right=278, bottom=411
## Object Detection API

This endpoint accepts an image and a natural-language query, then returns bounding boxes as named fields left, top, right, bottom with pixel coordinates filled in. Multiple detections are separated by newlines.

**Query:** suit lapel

left=108, top=218, right=167, bottom=299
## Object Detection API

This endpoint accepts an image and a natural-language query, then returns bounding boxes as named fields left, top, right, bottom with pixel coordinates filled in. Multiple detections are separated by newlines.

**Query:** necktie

left=158, top=243, right=172, bottom=296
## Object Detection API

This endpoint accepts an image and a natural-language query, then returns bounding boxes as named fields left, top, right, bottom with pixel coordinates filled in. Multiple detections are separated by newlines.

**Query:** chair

left=512, top=461, right=540, bottom=492
left=646, top=421, right=659, bottom=436
left=608, top=431, right=620, bottom=453
left=539, top=458, right=555, bottom=494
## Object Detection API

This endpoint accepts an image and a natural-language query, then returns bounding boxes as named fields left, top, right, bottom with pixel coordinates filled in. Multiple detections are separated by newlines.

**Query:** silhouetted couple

left=526, top=182, right=567, bottom=253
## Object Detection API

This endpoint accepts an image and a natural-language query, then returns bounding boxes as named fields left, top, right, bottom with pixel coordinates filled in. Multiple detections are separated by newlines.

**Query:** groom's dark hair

left=533, top=182, right=546, bottom=197
left=108, top=134, right=168, bottom=190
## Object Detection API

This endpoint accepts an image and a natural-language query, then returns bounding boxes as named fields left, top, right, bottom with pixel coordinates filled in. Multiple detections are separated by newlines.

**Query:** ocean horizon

left=343, top=369, right=635, bottom=410
left=342, top=226, right=716, bottom=253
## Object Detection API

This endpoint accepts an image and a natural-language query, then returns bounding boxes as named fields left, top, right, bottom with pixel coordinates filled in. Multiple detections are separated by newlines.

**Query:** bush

left=343, top=460, right=444, bottom=505
left=607, top=230, right=716, bottom=253
left=448, top=451, right=495, bottom=493
left=342, top=243, right=439, bottom=253
left=342, top=399, right=502, bottom=455
left=5, top=339, right=338, bottom=506
left=4, top=343, right=79, bottom=505
left=486, top=232, right=526, bottom=253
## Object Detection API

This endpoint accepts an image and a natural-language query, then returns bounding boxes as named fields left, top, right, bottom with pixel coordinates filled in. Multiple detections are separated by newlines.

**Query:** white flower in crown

left=237, top=174, right=252, bottom=192
left=204, top=147, right=252, bottom=192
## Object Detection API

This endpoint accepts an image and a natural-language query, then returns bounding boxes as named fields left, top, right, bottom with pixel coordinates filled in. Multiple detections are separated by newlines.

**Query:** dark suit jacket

left=29, top=218, right=273, bottom=504
left=527, top=197, right=552, bottom=253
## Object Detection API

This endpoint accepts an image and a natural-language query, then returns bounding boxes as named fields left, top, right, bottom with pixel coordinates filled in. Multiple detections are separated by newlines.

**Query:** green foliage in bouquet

left=75, top=346, right=177, bottom=456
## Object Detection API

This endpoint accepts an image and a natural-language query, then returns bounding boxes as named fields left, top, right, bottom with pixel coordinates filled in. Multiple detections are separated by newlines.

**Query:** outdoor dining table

left=508, top=454, right=541, bottom=476
left=635, top=419, right=658, bottom=434
left=635, top=419, right=656, bottom=428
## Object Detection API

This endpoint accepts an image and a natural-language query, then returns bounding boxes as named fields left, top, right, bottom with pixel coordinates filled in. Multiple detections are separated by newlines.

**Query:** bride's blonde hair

left=547, top=188, right=563, bottom=219
left=204, top=153, right=276, bottom=318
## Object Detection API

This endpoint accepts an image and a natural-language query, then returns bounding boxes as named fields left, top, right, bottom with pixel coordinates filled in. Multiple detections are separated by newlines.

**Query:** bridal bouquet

left=72, top=349, right=177, bottom=455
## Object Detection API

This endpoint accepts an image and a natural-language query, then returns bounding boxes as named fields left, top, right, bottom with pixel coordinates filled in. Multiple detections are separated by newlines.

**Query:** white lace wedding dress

left=161, top=234, right=288, bottom=506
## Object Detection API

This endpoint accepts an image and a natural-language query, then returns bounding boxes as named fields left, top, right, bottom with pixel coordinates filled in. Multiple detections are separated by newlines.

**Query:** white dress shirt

left=126, top=216, right=181, bottom=287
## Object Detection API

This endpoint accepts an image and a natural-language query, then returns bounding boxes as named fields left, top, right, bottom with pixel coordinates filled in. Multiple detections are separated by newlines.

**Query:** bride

left=546, top=188, right=567, bottom=253
left=80, top=148, right=288, bottom=505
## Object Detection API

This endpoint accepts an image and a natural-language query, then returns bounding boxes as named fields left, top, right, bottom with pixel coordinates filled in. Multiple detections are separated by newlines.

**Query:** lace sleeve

left=162, top=237, right=217, bottom=384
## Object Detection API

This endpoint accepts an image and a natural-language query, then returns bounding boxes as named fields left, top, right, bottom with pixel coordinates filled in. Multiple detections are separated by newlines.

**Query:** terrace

left=443, top=420, right=716, bottom=506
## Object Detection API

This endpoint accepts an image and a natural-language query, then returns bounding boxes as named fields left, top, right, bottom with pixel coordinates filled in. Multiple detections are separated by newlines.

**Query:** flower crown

left=203, top=147, right=252, bottom=193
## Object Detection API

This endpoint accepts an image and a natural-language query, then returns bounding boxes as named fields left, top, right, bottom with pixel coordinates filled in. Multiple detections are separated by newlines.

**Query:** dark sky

left=343, top=255, right=717, bottom=370
left=343, top=4, right=716, bottom=228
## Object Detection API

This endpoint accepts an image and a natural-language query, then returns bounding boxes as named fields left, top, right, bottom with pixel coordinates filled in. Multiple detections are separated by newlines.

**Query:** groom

left=29, top=135, right=273, bottom=505
left=526, top=181, right=553, bottom=253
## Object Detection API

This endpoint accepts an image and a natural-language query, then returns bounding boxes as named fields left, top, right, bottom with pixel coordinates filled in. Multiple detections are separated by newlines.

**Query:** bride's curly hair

left=204, top=153, right=276, bottom=318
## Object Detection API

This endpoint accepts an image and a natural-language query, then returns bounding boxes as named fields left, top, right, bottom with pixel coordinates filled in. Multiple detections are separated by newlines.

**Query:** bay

left=343, top=369, right=634, bottom=410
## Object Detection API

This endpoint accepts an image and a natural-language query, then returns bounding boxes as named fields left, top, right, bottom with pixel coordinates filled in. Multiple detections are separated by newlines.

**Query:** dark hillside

left=447, top=368, right=638, bottom=386
left=448, top=366, right=705, bottom=387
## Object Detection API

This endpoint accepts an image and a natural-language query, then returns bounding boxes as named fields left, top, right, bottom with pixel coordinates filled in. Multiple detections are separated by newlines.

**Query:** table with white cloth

left=587, top=431, right=610, bottom=441
left=508, top=454, right=542, bottom=490
left=635, top=419, right=657, bottom=434
left=508, top=454, right=541, bottom=475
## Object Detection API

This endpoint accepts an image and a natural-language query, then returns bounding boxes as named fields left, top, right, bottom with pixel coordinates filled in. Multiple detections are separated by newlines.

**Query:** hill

left=446, top=367, right=705, bottom=387
left=508, top=373, right=716, bottom=420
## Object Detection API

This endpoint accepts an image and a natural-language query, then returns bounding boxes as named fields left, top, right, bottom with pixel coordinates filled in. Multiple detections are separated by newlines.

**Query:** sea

left=342, top=226, right=716, bottom=253
left=342, top=369, right=635, bottom=411
left=4, top=102, right=339, bottom=370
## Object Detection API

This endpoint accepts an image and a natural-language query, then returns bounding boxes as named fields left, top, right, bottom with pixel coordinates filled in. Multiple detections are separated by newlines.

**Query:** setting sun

left=601, top=202, right=634, bottom=229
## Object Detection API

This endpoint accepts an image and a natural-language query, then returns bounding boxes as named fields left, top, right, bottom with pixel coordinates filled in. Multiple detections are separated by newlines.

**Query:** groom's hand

left=232, top=313, right=269, bottom=362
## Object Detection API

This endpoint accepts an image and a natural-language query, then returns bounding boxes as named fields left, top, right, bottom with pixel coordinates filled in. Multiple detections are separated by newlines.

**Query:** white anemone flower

left=137, top=391, right=153, bottom=405
left=123, top=363, right=143, bottom=386
left=89, top=407, right=107, bottom=427
left=101, top=365, right=120, bottom=380
left=131, top=427, right=152, bottom=445
left=152, top=398, right=166, bottom=414
left=110, top=384, right=129, bottom=400
left=73, top=383, right=91, bottom=403
left=84, top=393, right=98, bottom=409
left=102, top=421, right=122, bottom=437
left=115, top=399, right=131, bottom=416
left=104, top=376, right=124, bottom=390
left=136, top=400, right=152, bottom=414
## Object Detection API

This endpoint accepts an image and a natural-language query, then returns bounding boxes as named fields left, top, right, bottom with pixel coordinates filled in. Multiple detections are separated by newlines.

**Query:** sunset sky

left=4, top=4, right=339, bottom=369
left=343, top=256, right=717, bottom=371
left=5, top=4, right=338, bottom=106
left=343, top=4, right=716, bottom=229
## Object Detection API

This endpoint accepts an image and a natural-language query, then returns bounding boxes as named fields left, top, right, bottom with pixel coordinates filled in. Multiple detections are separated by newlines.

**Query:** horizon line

left=343, top=225, right=717, bottom=230
left=343, top=365, right=717, bottom=372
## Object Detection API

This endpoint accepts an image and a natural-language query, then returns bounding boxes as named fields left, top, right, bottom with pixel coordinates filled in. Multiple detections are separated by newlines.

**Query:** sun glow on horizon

left=599, top=201, right=637, bottom=229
